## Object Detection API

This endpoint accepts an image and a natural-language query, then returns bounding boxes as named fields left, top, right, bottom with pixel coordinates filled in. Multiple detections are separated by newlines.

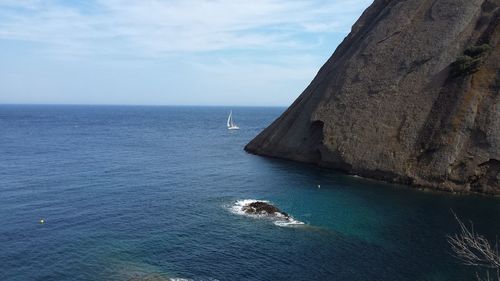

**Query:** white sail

left=227, top=110, right=239, bottom=130
left=227, top=111, right=232, bottom=128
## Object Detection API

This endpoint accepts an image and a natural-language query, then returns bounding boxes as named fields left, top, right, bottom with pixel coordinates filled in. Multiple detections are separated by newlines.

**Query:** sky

left=0, top=0, right=371, bottom=106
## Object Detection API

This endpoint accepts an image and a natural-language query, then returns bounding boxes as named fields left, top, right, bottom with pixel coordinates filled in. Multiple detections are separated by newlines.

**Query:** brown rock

left=245, top=0, right=500, bottom=195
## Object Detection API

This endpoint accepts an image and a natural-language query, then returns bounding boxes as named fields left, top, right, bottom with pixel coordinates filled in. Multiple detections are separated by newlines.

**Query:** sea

left=1, top=105, right=499, bottom=281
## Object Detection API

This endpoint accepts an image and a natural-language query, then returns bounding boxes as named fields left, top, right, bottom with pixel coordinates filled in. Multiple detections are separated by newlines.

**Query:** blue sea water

left=1, top=105, right=499, bottom=281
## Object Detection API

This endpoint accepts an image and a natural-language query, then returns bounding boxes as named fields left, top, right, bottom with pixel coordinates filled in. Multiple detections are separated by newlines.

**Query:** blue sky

left=0, top=0, right=371, bottom=106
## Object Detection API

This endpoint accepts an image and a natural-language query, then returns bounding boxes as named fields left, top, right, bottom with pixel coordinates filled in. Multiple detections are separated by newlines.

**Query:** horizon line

left=0, top=103, right=288, bottom=108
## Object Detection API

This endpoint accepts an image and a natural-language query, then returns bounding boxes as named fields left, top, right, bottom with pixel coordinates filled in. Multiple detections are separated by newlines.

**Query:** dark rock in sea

left=128, top=274, right=171, bottom=281
left=245, top=0, right=500, bottom=195
left=242, top=201, right=290, bottom=218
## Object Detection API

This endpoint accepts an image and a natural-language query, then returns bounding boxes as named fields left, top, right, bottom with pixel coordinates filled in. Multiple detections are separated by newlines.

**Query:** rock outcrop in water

left=242, top=201, right=290, bottom=218
left=245, top=0, right=500, bottom=195
left=232, top=200, right=305, bottom=226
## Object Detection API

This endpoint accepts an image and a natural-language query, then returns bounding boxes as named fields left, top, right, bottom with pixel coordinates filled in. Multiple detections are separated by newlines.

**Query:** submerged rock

left=245, top=0, right=500, bottom=195
left=231, top=200, right=305, bottom=226
left=128, top=275, right=170, bottom=281
left=128, top=275, right=189, bottom=281
left=242, top=201, right=289, bottom=218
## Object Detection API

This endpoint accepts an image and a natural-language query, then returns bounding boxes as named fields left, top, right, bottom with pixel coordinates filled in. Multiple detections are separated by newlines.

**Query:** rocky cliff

left=245, top=0, right=500, bottom=195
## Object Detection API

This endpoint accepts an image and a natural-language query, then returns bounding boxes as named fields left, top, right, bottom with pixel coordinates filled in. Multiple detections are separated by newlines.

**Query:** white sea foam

left=229, top=199, right=305, bottom=227
left=273, top=217, right=305, bottom=227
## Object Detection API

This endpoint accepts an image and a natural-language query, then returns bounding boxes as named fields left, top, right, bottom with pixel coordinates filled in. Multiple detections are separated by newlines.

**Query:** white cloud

left=0, top=0, right=372, bottom=57
left=0, top=0, right=373, bottom=106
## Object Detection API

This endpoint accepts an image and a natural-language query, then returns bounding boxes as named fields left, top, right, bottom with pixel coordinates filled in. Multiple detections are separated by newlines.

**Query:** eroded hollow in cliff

left=476, top=159, right=500, bottom=188
left=307, top=120, right=325, bottom=163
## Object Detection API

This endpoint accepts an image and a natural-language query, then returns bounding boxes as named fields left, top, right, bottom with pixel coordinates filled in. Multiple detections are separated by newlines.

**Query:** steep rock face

left=245, top=0, right=500, bottom=194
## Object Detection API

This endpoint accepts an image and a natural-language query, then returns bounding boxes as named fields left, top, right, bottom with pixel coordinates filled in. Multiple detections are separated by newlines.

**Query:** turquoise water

left=1, top=105, right=499, bottom=280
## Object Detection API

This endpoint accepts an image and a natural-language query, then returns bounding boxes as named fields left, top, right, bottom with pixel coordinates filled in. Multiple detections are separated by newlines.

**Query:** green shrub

left=463, top=44, right=492, bottom=58
left=450, top=55, right=481, bottom=77
left=450, top=44, right=492, bottom=77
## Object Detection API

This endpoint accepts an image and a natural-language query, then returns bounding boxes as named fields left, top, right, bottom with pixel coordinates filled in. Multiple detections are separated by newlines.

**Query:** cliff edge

left=245, top=0, right=500, bottom=195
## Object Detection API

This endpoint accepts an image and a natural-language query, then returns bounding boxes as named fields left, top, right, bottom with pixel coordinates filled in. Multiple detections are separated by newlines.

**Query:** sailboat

left=227, top=110, right=240, bottom=130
